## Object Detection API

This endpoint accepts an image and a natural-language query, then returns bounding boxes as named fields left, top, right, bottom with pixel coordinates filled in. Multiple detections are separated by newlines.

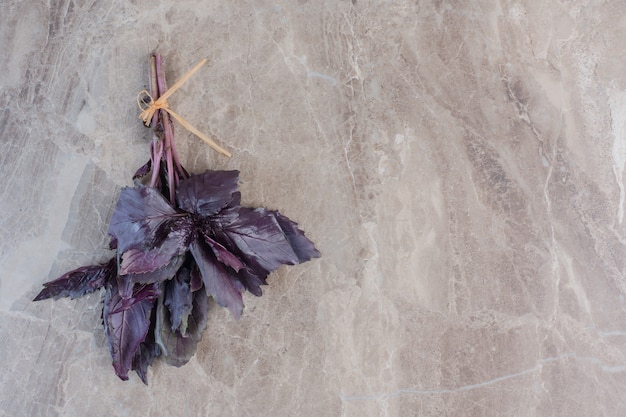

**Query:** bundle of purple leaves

left=34, top=54, right=320, bottom=383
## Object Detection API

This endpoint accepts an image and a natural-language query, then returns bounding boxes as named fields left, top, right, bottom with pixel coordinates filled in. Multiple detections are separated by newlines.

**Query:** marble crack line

left=609, top=92, right=626, bottom=224
left=598, top=330, right=626, bottom=338
left=339, top=353, right=626, bottom=402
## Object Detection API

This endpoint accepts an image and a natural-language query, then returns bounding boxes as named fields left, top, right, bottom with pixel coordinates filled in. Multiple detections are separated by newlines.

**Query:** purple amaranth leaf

left=119, top=218, right=192, bottom=275
left=176, top=170, right=240, bottom=216
left=111, top=278, right=161, bottom=314
left=216, top=207, right=301, bottom=274
left=187, top=287, right=210, bottom=339
left=132, top=306, right=160, bottom=385
left=125, top=254, right=186, bottom=286
left=34, top=258, right=116, bottom=301
left=108, top=186, right=179, bottom=253
left=189, top=264, right=202, bottom=292
left=164, top=266, right=193, bottom=335
left=272, top=211, right=321, bottom=262
left=156, top=287, right=209, bottom=367
left=189, top=237, right=244, bottom=319
left=226, top=191, right=241, bottom=210
left=103, top=279, right=159, bottom=380
left=131, top=332, right=160, bottom=384
left=133, top=159, right=152, bottom=180
left=204, top=235, right=244, bottom=272
left=116, top=275, right=134, bottom=300
left=234, top=267, right=268, bottom=297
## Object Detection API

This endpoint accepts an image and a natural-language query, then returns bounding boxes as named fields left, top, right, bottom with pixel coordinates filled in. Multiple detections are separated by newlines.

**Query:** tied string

left=136, top=58, right=232, bottom=157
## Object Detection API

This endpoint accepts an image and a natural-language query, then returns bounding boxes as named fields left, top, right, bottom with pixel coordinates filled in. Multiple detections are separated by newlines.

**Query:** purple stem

left=170, top=124, right=189, bottom=179
left=148, top=55, right=162, bottom=189
left=154, top=54, right=177, bottom=204
left=147, top=54, right=190, bottom=197
left=153, top=54, right=188, bottom=180
left=149, top=137, right=163, bottom=190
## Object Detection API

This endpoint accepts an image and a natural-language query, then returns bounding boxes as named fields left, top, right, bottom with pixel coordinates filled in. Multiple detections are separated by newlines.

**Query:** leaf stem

left=149, top=55, right=162, bottom=190
left=154, top=54, right=178, bottom=204
left=148, top=53, right=191, bottom=199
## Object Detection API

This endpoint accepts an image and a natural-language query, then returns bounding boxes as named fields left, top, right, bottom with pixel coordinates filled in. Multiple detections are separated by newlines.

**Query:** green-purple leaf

left=187, top=287, right=210, bottom=340
left=34, top=258, right=116, bottom=301
left=156, top=288, right=209, bottom=367
left=176, top=170, right=239, bottom=216
left=164, top=266, right=193, bottom=335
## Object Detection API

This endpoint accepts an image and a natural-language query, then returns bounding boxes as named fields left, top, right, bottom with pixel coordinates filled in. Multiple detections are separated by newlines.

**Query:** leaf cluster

left=35, top=169, right=319, bottom=382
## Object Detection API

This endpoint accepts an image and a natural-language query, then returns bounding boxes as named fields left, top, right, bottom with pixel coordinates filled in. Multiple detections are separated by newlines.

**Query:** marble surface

left=1, top=0, right=626, bottom=416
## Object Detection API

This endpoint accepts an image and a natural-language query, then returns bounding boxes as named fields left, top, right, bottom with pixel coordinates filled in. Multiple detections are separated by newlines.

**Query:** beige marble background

left=2, top=0, right=626, bottom=416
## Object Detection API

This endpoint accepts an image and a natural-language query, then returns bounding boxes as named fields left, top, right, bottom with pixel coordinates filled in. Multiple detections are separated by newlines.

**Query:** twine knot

left=137, top=58, right=231, bottom=157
